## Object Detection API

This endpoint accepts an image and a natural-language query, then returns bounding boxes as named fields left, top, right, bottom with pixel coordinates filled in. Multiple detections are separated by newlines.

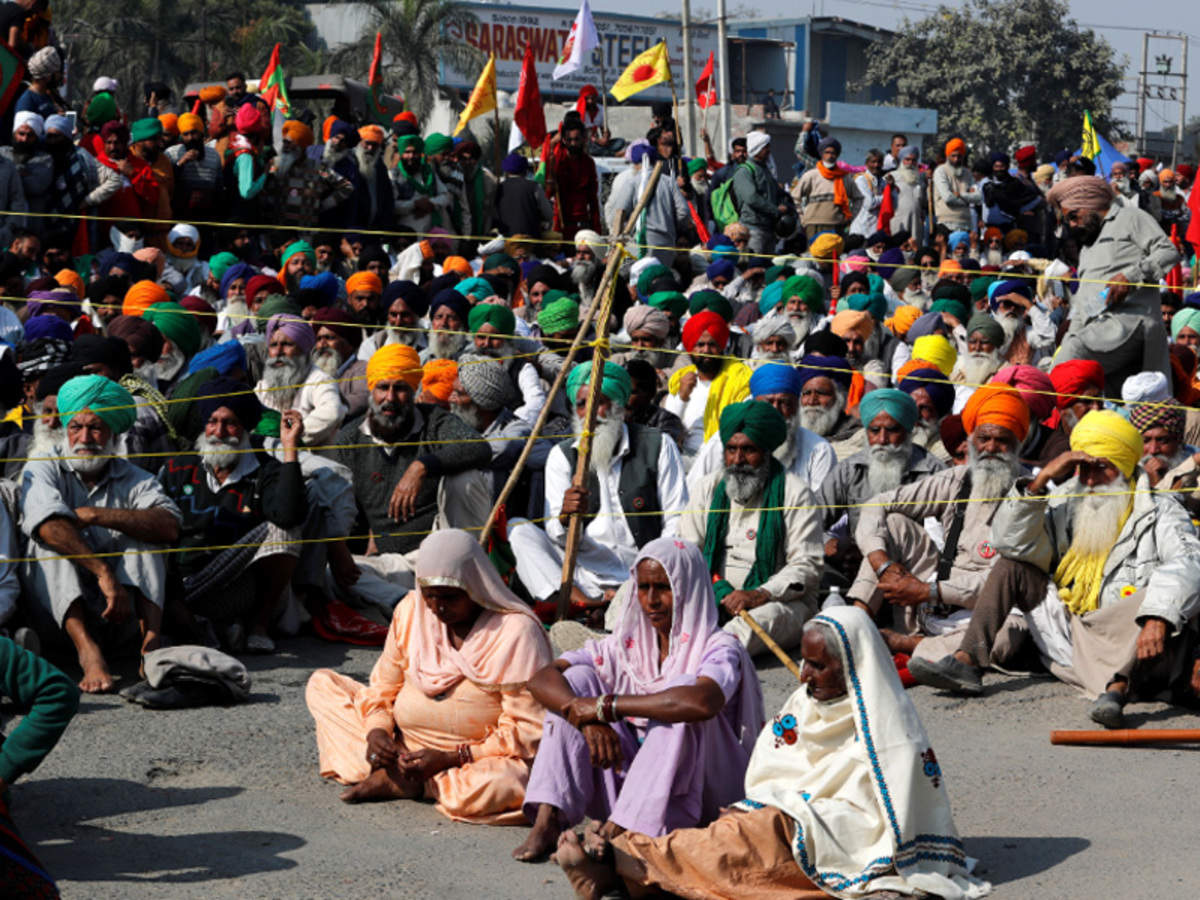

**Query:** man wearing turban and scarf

left=850, top=385, right=1030, bottom=659
left=509, top=360, right=688, bottom=614
left=1049, top=175, right=1179, bottom=393
left=393, top=134, right=451, bottom=233
left=1037, top=358, right=1106, bottom=466
left=265, top=119, right=353, bottom=227
left=21, top=375, right=183, bottom=693
left=933, top=138, right=981, bottom=232
left=911, top=410, right=1200, bottom=730
left=665, top=310, right=753, bottom=459
left=613, top=305, right=674, bottom=380
left=155, top=381, right=306, bottom=654
left=818, top=388, right=945, bottom=582
left=255, top=313, right=347, bottom=446
left=328, top=344, right=492, bottom=599
left=680, top=400, right=823, bottom=656
left=793, top=135, right=861, bottom=239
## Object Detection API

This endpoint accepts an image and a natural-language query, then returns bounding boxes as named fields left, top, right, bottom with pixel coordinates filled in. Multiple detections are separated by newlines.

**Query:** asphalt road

left=10, top=636, right=1200, bottom=899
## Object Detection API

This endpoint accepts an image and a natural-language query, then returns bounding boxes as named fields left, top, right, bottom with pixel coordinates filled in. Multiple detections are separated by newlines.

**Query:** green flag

left=0, top=43, right=25, bottom=117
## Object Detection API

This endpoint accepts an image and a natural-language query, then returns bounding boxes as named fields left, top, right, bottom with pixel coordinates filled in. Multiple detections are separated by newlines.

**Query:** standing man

left=544, top=115, right=601, bottom=242
left=933, top=138, right=981, bottom=233
left=793, top=136, right=859, bottom=239
left=731, top=131, right=785, bottom=254
left=887, top=145, right=927, bottom=244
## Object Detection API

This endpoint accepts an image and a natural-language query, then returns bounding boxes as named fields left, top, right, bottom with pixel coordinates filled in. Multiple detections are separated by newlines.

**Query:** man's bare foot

left=513, top=803, right=562, bottom=862
left=581, top=821, right=611, bottom=862
left=78, top=646, right=114, bottom=694
left=880, top=628, right=923, bottom=655
left=339, top=766, right=420, bottom=803
left=556, top=830, right=618, bottom=900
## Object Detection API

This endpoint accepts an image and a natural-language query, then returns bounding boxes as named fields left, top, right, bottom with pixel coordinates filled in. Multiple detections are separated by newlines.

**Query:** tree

left=859, top=0, right=1125, bottom=157
left=327, top=0, right=483, bottom=121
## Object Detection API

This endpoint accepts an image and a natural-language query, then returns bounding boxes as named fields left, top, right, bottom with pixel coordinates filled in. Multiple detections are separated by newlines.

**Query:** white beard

left=627, top=347, right=672, bottom=370
left=866, top=439, right=911, bottom=495
left=800, top=400, right=841, bottom=437
left=474, top=339, right=513, bottom=360
left=1161, top=187, right=1178, bottom=202
left=66, top=437, right=114, bottom=476
left=787, top=314, right=814, bottom=343
left=774, top=411, right=804, bottom=468
left=452, top=400, right=490, bottom=433
left=750, top=348, right=792, bottom=367
left=574, top=408, right=625, bottom=475
left=133, top=361, right=159, bottom=385
left=276, top=148, right=301, bottom=176
left=356, top=145, right=381, bottom=179
left=725, top=461, right=770, bottom=505
left=1065, top=475, right=1131, bottom=557
left=261, top=355, right=308, bottom=409
left=224, top=298, right=250, bottom=327
left=1111, top=177, right=1132, bottom=197
left=197, top=431, right=249, bottom=471
left=967, top=442, right=1020, bottom=501
left=323, top=143, right=350, bottom=166
left=996, top=312, right=1022, bottom=353
left=1144, top=448, right=1190, bottom=471
left=311, top=345, right=344, bottom=377
left=428, top=330, right=467, bottom=360
left=983, top=248, right=1005, bottom=267
left=954, top=350, right=1003, bottom=386
left=155, top=344, right=186, bottom=382
left=29, top=418, right=59, bottom=460
left=911, top=418, right=940, bottom=449
left=382, top=325, right=418, bottom=348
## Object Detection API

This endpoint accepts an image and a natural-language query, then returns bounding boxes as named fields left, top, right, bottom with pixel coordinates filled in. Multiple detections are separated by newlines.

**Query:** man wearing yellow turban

left=910, top=409, right=1200, bottom=730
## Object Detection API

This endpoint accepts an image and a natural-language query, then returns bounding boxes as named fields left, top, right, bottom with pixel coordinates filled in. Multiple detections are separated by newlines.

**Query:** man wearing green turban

left=680, top=399, right=824, bottom=657
left=538, top=296, right=581, bottom=351
left=395, top=132, right=448, bottom=232
left=468, top=303, right=543, bottom=427
left=647, top=290, right=688, bottom=323
left=960, top=313, right=1006, bottom=388
left=509, top=358, right=687, bottom=613
left=24, top=374, right=183, bottom=694
left=143, top=301, right=202, bottom=359
left=780, top=274, right=825, bottom=343
left=280, top=240, right=316, bottom=293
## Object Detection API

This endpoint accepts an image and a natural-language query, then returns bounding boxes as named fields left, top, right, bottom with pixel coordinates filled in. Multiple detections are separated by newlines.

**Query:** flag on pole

left=0, top=42, right=24, bottom=117
left=554, top=0, right=599, bottom=80
left=1080, top=110, right=1100, bottom=162
left=610, top=41, right=671, bottom=103
left=454, top=55, right=497, bottom=136
left=367, top=31, right=390, bottom=125
left=512, top=44, right=546, bottom=151
left=258, top=43, right=291, bottom=116
left=695, top=51, right=716, bottom=109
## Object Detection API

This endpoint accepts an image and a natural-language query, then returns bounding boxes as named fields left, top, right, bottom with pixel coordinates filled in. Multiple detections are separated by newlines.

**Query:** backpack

left=710, top=170, right=742, bottom=230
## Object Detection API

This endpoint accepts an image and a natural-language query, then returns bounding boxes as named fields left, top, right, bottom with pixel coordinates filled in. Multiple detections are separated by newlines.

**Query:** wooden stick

left=1050, top=728, right=1200, bottom=747
left=738, top=610, right=803, bottom=681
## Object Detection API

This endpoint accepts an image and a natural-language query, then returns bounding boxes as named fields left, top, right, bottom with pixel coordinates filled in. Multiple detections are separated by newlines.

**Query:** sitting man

left=1038, top=358, right=1106, bottom=465
left=256, top=313, right=347, bottom=446
left=20, top=375, right=182, bottom=693
left=664, top=310, right=752, bottom=459
left=689, top=362, right=835, bottom=495
left=510, top=361, right=687, bottom=615
left=950, top=314, right=1006, bottom=409
left=909, top=410, right=1200, bottom=729
left=157, top=379, right=307, bottom=654
left=681, top=400, right=824, bottom=656
left=1130, top=403, right=1193, bottom=490
left=849, top=386, right=1029, bottom=658
left=469, top=303, right=546, bottom=427
left=555, top=606, right=990, bottom=900
left=748, top=313, right=798, bottom=367
left=819, top=389, right=945, bottom=584
left=794, top=352, right=862, bottom=459
left=311, top=306, right=370, bottom=420
left=612, top=305, right=673, bottom=386
left=896, top=365, right=956, bottom=458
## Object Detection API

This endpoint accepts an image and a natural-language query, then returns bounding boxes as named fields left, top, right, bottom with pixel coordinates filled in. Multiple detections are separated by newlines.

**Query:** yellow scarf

left=667, top=359, right=753, bottom=441
left=1054, top=498, right=1133, bottom=617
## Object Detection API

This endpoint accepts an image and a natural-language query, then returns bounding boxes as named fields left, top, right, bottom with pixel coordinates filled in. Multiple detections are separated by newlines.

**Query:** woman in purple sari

left=512, top=536, right=765, bottom=861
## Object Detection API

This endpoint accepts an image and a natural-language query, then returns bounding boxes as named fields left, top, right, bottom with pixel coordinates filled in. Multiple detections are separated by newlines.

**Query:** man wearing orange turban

left=419, top=359, right=457, bottom=406
left=848, top=382, right=1028, bottom=661
left=122, top=280, right=169, bottom=317
left=268, top=120, right=354, bottom=228
left=933, top=136, right=979, bottom=232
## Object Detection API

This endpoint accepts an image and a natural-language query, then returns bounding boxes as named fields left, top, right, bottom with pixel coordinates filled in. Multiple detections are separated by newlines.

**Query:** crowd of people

left=2, top=27, right=1200, bottom=896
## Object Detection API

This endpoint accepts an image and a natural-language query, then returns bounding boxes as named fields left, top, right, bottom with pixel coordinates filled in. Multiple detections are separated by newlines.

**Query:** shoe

left=222, top=622, right=246, bottom=654
left=549, top=620, right=604, bottom=656
left=13, top=627, right=40, bottom=657
left=246, top=633, right=276, bottom=655
left=907, top=655, right=984, bottom=696
left=1088, top=690, right=1126, bottom=729
left=312, top=599, right=389, bottom=646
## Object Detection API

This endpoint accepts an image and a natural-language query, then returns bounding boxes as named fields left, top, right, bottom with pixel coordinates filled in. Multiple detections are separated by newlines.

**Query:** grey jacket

left=732, top=160, right=781, bottom=230
left=818, top=443, right=946, bottom=536
left=991, top=474, right=1200, bottom=634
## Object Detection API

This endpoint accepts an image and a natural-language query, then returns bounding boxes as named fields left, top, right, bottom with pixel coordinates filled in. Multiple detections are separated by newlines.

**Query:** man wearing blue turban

left=681, top=399, right=824, bottom=657
left=509, top=360, right=689, bottom=615
left=21, top=374, right=184, bottom=694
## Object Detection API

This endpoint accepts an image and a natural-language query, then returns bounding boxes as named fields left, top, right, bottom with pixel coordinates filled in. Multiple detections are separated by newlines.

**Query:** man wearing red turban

left=1036, top=359, right=1106, bottom=465
left=665, top=310, right=752, bottom=455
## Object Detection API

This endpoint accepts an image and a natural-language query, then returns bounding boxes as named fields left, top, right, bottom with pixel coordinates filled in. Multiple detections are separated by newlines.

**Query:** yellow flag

left=610, top=41, right=671, bottom=103
left=454, top=55, right=496, bottom=136
left=1081, top=109, right=1100, bottom=161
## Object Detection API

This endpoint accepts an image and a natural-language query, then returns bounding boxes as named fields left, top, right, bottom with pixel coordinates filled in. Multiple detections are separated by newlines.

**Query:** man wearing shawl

left=664, top=310, right=753, bottom=458
left=20, top=375, right=183, bottom=693
left=850, top=386, right=1030, bottom=658
left=392, top=135, right=450, bottom=233
left=819, top=389, right=945, bottom=584
left=266, top=119, right=354, bottom=228
left=254, top=313, right=347, bottom=447
left=558, top=606, right=989, bottom=900
left=933, top=138, right=981, bottom=232
left=543, top=117, right=602, bottom=242
left=509, top=361, right=687, bottom=613
left=793, top=136, right=861, bottom=238
left=681, top=400, right=824, bottom=656
left=306, top=529, right=552, bottom=822
left=910, top=410, right=1200, bottom=728
left=515, top=537, right=764, bottom=861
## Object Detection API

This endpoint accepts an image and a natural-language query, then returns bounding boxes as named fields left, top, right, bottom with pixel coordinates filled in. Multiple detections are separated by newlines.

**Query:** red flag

left=513, top=44, right=546, bottom=150
left=258, top=43, right=290, bottom=116
left=367, top=31, right=389, bottom=124
left=877, top=182, right=896, bottom=233
left=1187, top=185, right=1200, bottom=263
left=695, top=51, right=716, bottom=109
left=1166, top=224, right=1185, bottom=297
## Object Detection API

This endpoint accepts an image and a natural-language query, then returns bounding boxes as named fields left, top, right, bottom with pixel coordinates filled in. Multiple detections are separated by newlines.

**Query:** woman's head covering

left=1070, top=410, right=1143, bottom=478
left=565, top=537, right=764, bottom=754
left=961, top=383, right=1030, bottom=441
left=407, top=529, right=551, bottom=697
left=859, top=388, right=918, bottom=432
left=56, top=374, right=136, bottom=433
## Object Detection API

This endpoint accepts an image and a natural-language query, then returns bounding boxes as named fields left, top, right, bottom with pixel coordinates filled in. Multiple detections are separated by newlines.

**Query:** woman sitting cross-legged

left=305, top=529, right=552, bottom=824
left=512, top=536, right=765, bottom=861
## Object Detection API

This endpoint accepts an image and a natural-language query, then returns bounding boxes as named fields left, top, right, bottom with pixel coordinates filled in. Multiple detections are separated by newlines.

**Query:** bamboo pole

left=738, top=610, right=803, bottom=681
left=1050, top=729, right=1200, bottom=747
left=478, top=162, right=665, bottom=550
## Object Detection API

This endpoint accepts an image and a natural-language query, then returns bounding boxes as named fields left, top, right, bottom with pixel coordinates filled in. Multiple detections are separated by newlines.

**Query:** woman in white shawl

left=557, top=605, right=989, bottom=899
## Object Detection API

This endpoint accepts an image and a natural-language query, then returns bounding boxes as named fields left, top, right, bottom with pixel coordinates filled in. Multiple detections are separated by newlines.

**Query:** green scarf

left=701, top=458, right=787, bottom=601
left=397, top=160, right=436, bottom=196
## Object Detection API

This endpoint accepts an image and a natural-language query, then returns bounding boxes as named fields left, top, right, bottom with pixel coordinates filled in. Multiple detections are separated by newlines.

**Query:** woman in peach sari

left=305, top=529, right=552, bottom=823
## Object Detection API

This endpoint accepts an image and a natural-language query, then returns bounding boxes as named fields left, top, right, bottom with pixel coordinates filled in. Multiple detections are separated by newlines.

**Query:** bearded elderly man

left=469, top=303, right=546, bottom=428
left=358, top=281, right=429, bottom=359
left=664, top=310, right=752, bottom=459
left=1049, top=175, right=1178, bottom=392
left=986, top=278, right=1053, bottom=367
left=950, top=314, right=1006, bottom=412
left=509, top=361, right=687, bottom=611
left=267, top=120, right=354, bottom=227
left=896, top=365, right=956, bottom=459
left=829, top=308, right=877, bottom=372
left=748, top=313, right=798, bottom=368
left=157, top=379, right=306, bottom=654
left=681, top=400, right=824, bottom=655
left=850, top=386, right=1031, bottom=658
left=311, top=306, right=369, bottom=420
left=819, top=389, right=946, bottom=582
left=423, top=288, right=471, bottom=363
left=910, top=410, right=1200, bottom=728
left=612, top=305, right=673, bottom=385
left=20, top=375, right=182, bottom=694
left=794, top=353, right=861, bottom=459
left=255, top=313, right=347, bottom=447
left=689, top=362, right=835, bottom=496
left=326, top=345, right=491, bottom=603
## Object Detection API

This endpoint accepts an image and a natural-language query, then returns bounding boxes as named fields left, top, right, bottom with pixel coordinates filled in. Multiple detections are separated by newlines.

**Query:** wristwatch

left=874, top=559, right=896, bottom=579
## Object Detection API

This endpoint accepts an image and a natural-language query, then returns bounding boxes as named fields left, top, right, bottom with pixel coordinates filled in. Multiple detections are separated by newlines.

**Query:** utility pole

left=716, top=0, right=731, bottom=155
left=680, top=0, right=697, bottom=156
left=1136, top=32, right=1188, bottom=161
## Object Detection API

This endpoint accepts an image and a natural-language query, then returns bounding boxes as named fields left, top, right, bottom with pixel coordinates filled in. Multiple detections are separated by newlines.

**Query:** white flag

left=553, top=0, right=599, bottom=80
